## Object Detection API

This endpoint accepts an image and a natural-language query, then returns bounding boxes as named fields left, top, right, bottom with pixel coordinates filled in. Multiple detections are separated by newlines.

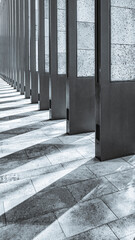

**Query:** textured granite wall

left=35, top=0, right=38, bottom=72
left=57, top=0, right=66, bottom=75
left=77, top=0, right=95, bottom=77
left=44, top=0, right=49, bottom=72
left=111, top=0, right=135, bottom=81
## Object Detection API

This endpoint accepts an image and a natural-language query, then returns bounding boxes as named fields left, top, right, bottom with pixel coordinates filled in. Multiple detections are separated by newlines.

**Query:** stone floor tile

left=0, top=202, right=6, bottom=228
left=0, top=179, right=36, bottom=202
left=0, top=105, right=38, bottom=118
left=89, top=132, right=95, bottom=142
left=0, top=158, right=28, bottom=176
left=67, top=177, right=118, bottom=202
left=57, top=136, right=89, bottom=148
left=0, top=158, right=46, bottom=176
left=0, top=212, right=65, bottom=240
left=26, top=122, right=46, bottom=129
left=56, top=199, right=117, bottom=237
left=84, top=157, right=100, bottom=165
left=101, top=187, right=135, bottom=218
left=58, top=134, right=90, bottom=145
left=50, top=165, right=96, bottom=188
left=2, top=127, right=36, bottom=135
left=2, top=163, right=63, bottom=181
left=122, top=155, right=135, bottom=167
left=51, top=123, right=66, bottom=132
left=0, top=168, right=16, bottom=177
left=0, top=163, right=27, bottom=176
left=8, top=156, right=51, bottom=172
left=62, top=158, right=89, bottom=170
left=0, top=133, right=16, bottom=141
left=0, top=149, right=28, bottom=163
left=0, top=173, right=21, bottom=183
left=32, top=219, right=66, bottom=240
left=56, top=143, right=78, bottom=152
left=0, top=131, right=49, bottom=158
left=67, top=224, right=118, bottom=240
left=40, top=136, right=63, bottom=146
left=26, top=144, right=59, bottom=160
left=75, top=142, right=95, bottom=158
left=31, top=168, right=72, bottom=192
left=106, top=168, right=135, bottom=190
left=109, top=214, right=135, bottom=239
left=47, top=149, right=83, bottom=165
left=0, top=105, right=27, bottom=112
left=0, top=114, right=30, bottom=123
left=87, top=158, right=132, bottom=177
left=0, top=105, right=38, bottom=121
left=0, top=100, right=28, bottom=108
left=6, top=186, right=76, bottom=222
left=4, top=193, right=35, bottom=213
left=43, top=123, right=66, bottom=138
left=120, top=233, right=135, bottom=240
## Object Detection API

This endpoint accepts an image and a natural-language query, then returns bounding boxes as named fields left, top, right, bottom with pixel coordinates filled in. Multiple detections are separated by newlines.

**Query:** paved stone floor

left=0, top=78, right=135, bottom=240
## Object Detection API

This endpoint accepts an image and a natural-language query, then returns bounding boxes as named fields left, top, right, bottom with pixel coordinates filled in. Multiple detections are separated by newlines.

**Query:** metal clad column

left=30, top=0, right=38, bottom=103
left=13, top=0, right=16, bottom=87
left=13, top=0, right=17, bottom=89
left=95, top=0, right=135, bottom=160
left=20, top=0, right=24, bottom=94
left=66, top=0, right=95, bottom=134
left=7, top=0, right=10, bottom=83
left=49, top=0, right=66, bottom=120
left=9, top=0, right=13, bottom=86
left=15, top=0, right=20, bottom=91
left=38, top=0, right=49, bottom=110
left=24, top=0, right=30, bottom=98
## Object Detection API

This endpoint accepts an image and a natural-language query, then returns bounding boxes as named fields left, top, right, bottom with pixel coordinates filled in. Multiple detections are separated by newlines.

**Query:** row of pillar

left=0, top=0, right=95, bottom=134
left=0, top=0, right=135, bottom=161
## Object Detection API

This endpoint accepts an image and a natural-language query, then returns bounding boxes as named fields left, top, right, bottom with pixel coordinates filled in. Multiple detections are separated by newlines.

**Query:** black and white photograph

left=0, top=0, right=135, bottom=239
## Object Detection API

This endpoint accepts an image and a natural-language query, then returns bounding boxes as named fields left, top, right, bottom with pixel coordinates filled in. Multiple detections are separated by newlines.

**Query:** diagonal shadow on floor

left=0, top=155, right=120, bottom=240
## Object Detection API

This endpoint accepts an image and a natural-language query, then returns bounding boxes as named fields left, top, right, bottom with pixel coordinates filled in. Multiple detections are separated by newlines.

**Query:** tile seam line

left=100, top=198, right=119, bottom=219
left=87, top=165, right=134, bottom=178
left=104, top=175, right=120, bottom=191
left=107, top=223, right=120, bottom=240
left=66, top=223, right=120, bottom=240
